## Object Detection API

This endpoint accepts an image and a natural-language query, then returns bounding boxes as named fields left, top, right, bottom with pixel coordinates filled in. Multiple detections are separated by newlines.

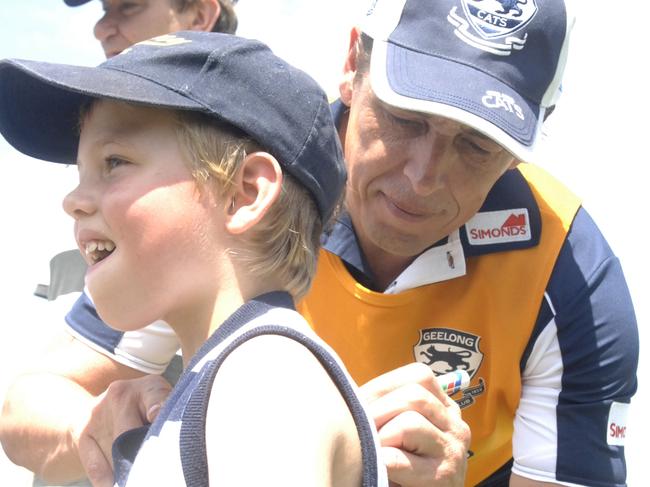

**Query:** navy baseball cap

left=0, top=32, right=344, bottom=221
left=361, top=0, right=575, bottom=162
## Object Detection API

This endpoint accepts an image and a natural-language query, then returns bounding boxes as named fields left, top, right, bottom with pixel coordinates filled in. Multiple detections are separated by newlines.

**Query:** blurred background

left=1, top=1, right=647, bottom=484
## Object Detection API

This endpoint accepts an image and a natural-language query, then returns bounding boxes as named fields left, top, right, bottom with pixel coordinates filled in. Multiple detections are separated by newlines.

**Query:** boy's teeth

left=86, top=241, right=98, bottom=255
left=85, top=240, right=115, bottom=258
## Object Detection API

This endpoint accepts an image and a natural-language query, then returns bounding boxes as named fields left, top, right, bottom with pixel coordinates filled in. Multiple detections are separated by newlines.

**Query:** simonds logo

left=606, top=402, right=629, bottom=446
left=465, top=209, right=531, bottom=246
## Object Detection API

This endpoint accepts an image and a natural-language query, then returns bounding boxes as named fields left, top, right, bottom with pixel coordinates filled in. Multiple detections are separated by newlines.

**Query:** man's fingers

left=146, top=403, right=162, bottom=423
left=368, top=382, right=452, bottom=431
left=105, top=375, right=172, bottom=436
left=137, top=375, right=172, bottom=422
left=381, top=445, right=466, bottom=487
left=381, top=445, right=437, bottom=487
left=78, top=373, right=173, bottom=483
left=78, top=434, right=114, bottom=487
left=361, top=363, right=438, bottom=402
left=378, top=410, right=446, bottom=457
left=377, top=409, right=471, bottom=487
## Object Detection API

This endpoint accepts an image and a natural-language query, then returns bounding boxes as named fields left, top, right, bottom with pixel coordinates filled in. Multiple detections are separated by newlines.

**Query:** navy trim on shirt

left=65, top=291, right=124, bottom=355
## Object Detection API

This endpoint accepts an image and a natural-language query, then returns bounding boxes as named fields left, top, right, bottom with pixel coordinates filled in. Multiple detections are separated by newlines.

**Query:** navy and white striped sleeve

left=65, top=291, right=181, bottom=374
left=513, top=207, right=638, bottom=486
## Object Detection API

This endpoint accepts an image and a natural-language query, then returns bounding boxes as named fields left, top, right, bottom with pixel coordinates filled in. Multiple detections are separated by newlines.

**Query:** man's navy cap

left=0, top=32, right=344, bottom=221
left=361, top=0, right=575, bottom=162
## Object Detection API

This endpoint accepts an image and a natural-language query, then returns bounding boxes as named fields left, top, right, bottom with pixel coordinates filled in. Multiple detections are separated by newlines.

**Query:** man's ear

left=339, top=27, right=362, bottom=107
left=225, top=152, right=283, bottom=235
left=187, top=0, right=221, bottom=32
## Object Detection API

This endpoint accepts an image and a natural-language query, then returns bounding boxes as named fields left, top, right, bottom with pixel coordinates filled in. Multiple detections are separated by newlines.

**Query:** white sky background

left=0, top=1, right=648, bottom=484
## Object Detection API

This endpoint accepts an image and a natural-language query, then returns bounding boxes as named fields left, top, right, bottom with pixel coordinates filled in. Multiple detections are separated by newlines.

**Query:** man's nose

left=403, top=131, right=450, bottom=196
left=93, top=11, right=118, bottom=46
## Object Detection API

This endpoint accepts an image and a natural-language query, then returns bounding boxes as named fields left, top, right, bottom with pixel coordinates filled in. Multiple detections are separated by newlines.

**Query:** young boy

left=0, top=32, right=387, bottom=486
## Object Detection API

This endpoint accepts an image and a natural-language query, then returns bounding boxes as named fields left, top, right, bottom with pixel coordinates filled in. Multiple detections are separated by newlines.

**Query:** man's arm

left=512, top=209, right=638, bottom=486
left=0, top=332, right=170, bottom=486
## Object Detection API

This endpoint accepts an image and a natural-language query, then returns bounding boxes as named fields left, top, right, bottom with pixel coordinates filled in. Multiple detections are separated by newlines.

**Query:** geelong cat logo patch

left=414, top=327, right=486, bottom=408
left=447, top=0, right=538, bottom=55
left=414, top=327, right=483, bottom=378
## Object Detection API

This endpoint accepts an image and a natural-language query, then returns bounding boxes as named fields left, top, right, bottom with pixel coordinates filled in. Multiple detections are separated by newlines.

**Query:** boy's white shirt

left=122, top=306, right=388, bottom=486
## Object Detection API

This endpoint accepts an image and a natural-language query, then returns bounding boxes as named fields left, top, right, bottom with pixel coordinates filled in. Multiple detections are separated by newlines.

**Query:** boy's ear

left=508, top=159, right=521, bottom=170
left=339, top=27, right=362, bottom=107
left=225, top=152, right=283, bottom=235
left=187, top=0, right=221, bottom=32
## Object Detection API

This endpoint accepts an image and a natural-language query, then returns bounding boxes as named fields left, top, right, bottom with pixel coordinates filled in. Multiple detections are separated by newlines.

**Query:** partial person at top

left=67, top=0, right=238, bottom=58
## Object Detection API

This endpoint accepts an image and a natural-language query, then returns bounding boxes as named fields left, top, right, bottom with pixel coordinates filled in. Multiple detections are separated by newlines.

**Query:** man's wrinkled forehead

left=370, top=89, right=506, bottom=146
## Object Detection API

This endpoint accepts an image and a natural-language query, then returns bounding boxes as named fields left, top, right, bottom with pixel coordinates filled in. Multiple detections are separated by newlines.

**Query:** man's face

left=341, top=76, right=517, bottom=269
left=94, top=0, right=197, bottom=58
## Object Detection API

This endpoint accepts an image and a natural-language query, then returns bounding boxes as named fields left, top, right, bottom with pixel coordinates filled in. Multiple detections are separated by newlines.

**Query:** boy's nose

left=63, top=183, right=96, bottom=220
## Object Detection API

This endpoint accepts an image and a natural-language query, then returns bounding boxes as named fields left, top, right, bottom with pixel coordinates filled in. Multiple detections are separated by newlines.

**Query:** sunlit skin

left=339, top=74, right=518, bottom=289
left=62, top=100, right=238, bottom=359
left=94, top=0, right=203, bottom=57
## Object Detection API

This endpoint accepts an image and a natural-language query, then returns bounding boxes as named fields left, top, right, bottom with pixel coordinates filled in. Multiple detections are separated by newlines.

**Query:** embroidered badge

left=447, top=0, right=538, bottom=56
left=414, top=327, right=486, bottom=408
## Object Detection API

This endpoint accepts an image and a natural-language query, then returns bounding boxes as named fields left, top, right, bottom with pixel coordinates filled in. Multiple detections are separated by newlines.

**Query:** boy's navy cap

left=0, top=32, right=344, bottom=221
left=361, top=0, right=575, bottom=162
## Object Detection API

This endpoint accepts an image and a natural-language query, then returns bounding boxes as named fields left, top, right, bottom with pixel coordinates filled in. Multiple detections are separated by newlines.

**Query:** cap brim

left=64, top=0, right=92, bottom=6
left=370, top=40, right=544, bottom=163
left=0, top=59, right=204, bottom=164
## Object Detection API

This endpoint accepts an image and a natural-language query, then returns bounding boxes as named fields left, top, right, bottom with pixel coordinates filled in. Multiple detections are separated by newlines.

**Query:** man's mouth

left=84, top=240, right=116, bottom=265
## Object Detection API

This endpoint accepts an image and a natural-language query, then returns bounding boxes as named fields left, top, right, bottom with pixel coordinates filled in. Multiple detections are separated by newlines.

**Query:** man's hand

left=74, top=374, right=172, bottom=487
left=361, top=363, right=471, bottom=487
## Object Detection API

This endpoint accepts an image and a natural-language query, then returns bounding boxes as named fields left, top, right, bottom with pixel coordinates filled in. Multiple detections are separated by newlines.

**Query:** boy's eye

left=105, top=155, right=129, bottom=171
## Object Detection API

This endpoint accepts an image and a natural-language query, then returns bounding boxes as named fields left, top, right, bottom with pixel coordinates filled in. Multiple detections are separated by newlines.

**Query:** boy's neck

left=170, top=279, right=287, bottom=367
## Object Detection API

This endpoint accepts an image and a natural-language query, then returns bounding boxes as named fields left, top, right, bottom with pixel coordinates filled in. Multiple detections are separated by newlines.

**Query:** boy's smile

left=83, top=238, right=115, bottom=264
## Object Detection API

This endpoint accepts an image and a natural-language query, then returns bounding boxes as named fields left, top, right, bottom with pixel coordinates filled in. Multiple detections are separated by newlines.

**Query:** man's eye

left=460, top=137, right=490, bottom=155
left=119, top=2, right=141, bottom=14
left=389, top=113, right=427, bottom=135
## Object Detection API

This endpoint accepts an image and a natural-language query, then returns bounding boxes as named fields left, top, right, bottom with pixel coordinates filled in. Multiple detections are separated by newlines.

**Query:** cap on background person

left=0, top=31, right=345, bottom=222
left=63, top=0, right=239, bottom=34
left=361, top=0, right=575, bottom=162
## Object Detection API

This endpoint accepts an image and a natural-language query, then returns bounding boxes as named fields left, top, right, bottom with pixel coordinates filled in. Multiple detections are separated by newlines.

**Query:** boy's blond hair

left=175, top=111, right=323, bottom=300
